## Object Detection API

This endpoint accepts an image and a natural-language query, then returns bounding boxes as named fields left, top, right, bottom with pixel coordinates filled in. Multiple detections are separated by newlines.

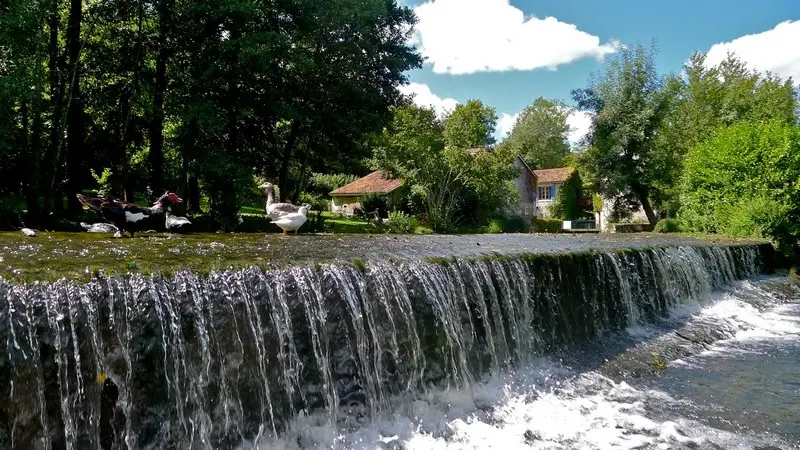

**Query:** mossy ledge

left=0, top=231, right=776, bottom=283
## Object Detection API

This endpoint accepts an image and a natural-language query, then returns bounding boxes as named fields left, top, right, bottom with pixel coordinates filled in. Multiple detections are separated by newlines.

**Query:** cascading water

left=0, top=244, right=772, bottom=448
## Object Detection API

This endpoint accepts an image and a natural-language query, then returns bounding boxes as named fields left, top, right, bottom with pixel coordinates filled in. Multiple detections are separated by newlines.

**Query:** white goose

left=272, top=205, right=310, bottom=235
left=81, top=222, right=119, bottom=233
left=258, top=182, right=301, bottom=221
left=165, top=211, right=192, bottom=233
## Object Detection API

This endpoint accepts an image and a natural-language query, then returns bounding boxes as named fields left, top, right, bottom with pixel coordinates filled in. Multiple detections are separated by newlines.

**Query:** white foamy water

left=248, top=278, right=799, bottom=450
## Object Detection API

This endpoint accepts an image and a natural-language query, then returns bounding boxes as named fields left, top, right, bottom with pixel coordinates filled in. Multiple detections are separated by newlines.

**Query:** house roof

left=531, top=166, right=575, bottom=184
left=330, top=170, right=403, bottom=196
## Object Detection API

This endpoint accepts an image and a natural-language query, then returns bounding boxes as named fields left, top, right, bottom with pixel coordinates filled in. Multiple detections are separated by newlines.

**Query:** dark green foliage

left=303, top=210, right=328, bottom=234
left=385, top=211, right=418, bottom=234
left=499, top=97, right=571, bottom=169
left=573, top=43, right=669, bottom=225
left=551, top=171, right=590, bottom=220
left=532, top=218, right=562, bottom=233
left=680, top=120, right=800, bottom=254
left=359, top=193, right=389, bottom=218
left=487, top=216, right=529, bottom=233
left=653, top=218, right=683, bottom=233
left=307, top=173, right=359, bottom=196
left=0, top=0, right=422, bottom=225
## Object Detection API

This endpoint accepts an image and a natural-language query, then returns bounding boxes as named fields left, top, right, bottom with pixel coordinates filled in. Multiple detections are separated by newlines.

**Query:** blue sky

left=397, top=0, right=800, bottom=142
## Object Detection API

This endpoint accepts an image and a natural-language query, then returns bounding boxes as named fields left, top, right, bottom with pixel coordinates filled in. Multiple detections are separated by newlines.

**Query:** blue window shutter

left=550, top=186, right=555, bottom=199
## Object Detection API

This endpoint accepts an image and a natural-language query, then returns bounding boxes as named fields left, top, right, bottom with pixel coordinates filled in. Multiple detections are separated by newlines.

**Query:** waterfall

left=0, top=244, right=771, bottom=448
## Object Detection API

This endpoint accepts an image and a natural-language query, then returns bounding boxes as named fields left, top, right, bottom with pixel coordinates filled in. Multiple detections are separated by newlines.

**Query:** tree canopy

left=0, top=0, right=422, bottom=226
left=680, top=120, right=800, bottom=253
left=572, top=43, right=671, bottom=225
left=443, top=99, right=498, bottom=150
left=499, top=97, right=571, bottom=169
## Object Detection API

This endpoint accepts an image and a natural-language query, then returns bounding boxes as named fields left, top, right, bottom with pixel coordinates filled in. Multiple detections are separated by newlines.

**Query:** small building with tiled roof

left=330, top=170, right=404, bottom=216
left=511, top=157, right=581, bottom=219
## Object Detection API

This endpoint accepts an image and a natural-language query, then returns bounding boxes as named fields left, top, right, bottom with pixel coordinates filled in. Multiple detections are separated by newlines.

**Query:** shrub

left=303, top=210, right=327, bottom=233
left=385, top=210, right=418, bottom=234
left=487, top=216, right=529, bottom=233
left=90, top=168, right=113, bottom=196
left=653, top=218, right=683, bottom=233
left=486, top=219, right=503, bottom=234
left=532, top=218, right=562, bottom=233
left=551, top=171, right=590, bottom=220
left=680, top=120, right=800, bottom=253
left=359, top=193, right=388, bottom=218
left=299, top=192, right=330, bottom=212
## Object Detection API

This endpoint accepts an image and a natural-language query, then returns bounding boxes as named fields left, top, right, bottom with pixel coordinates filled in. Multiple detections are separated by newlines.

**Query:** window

left=537, top=185, right=553, bottom=200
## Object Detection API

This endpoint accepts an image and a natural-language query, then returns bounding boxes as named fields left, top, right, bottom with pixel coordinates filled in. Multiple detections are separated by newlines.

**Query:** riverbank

left=0, top=231, right=770, bottom=281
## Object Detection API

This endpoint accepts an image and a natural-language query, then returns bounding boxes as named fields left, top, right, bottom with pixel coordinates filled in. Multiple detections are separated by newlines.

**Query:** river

left=261, top=276, right=800, bottom=450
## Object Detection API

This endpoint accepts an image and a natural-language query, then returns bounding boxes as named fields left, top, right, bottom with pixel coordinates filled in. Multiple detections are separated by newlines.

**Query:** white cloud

left=704, top=20, right=800, bottom=84
left=497, top=112, right=519, bottom=138
left=412, top=0, right=619, bottom=75
left=566, top=110, right=593, bottom=146
left=398, top=82, right=459, bottom=117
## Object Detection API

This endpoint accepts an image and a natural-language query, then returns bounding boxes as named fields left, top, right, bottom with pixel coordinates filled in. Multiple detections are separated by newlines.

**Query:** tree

left=651, top=52, right=798, bottom=214
left=372, top=104, right=516, bottom=231
left=500, top=97, right=571, bottom=169
left=572, top=43, right=670, bottom=225
left=0, top=0, right=423, bottom=229
left=680, top=120, right=800, bottom=254
left=443, top=99, right=498, bottom=150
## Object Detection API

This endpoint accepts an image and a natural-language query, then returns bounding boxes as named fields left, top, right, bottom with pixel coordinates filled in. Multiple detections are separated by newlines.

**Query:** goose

left=81, top=222, right=119, bottom=233
left=272, top=205, right=310, bottom=235
left=165, top=211, right=192, bottom=233
left=258, top=182, right=301, bottom=221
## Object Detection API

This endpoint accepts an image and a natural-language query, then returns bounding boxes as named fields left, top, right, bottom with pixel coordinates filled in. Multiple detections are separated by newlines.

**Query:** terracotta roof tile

left=330, top=171, right=403, bottom=196
left=532, top=166, right=574, bottom=184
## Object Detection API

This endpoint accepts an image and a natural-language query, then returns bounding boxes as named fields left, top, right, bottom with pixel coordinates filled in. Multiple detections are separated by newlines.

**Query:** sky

left=396, top=0, right=800, bottom=143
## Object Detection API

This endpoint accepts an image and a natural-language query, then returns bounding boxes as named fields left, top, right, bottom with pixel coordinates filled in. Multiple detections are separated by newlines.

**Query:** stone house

left=329, top=170, right=404, bottom=216
left=509, top=156, right=579, bottom=220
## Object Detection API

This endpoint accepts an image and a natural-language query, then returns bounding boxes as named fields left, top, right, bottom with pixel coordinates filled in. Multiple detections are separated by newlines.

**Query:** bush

left=680, top=120, right=800, bottom=253
left=487, top=216, right=529, bottom=233
left=532, top=218, right=562, bottom=233
left=359, top=193, right=389, bottom=218
left=653, top=218, right=683, bottom=233
left=385, top=210, right=418, bottom=234
left=486, top=219, right=503, bottom=234
left=299, top=192, right=330, bottom=212
left=551, top=170, right=590, bottom=220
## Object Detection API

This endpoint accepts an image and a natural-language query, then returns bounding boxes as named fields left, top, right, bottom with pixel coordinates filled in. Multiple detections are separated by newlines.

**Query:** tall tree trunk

left=632, top=182, right=657, bottom=225
left=182, top=118, right=201, bottom=212
left=278, top=120, right=301, bottom=202
left=291, top=146, right=310, bottom=204
left=29, top=100, right=44, bottom=218
left=19, top=99, right=35, bottom=217
left=149, top=0, right=170, bottom=196
left=65, top=0, right=84, bottom=217
left=46, top=0, right=63, bottom=213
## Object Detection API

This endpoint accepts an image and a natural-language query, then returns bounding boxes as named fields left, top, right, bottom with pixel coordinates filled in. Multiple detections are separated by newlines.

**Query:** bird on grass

left=76, top=191, right=182, bottom=238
